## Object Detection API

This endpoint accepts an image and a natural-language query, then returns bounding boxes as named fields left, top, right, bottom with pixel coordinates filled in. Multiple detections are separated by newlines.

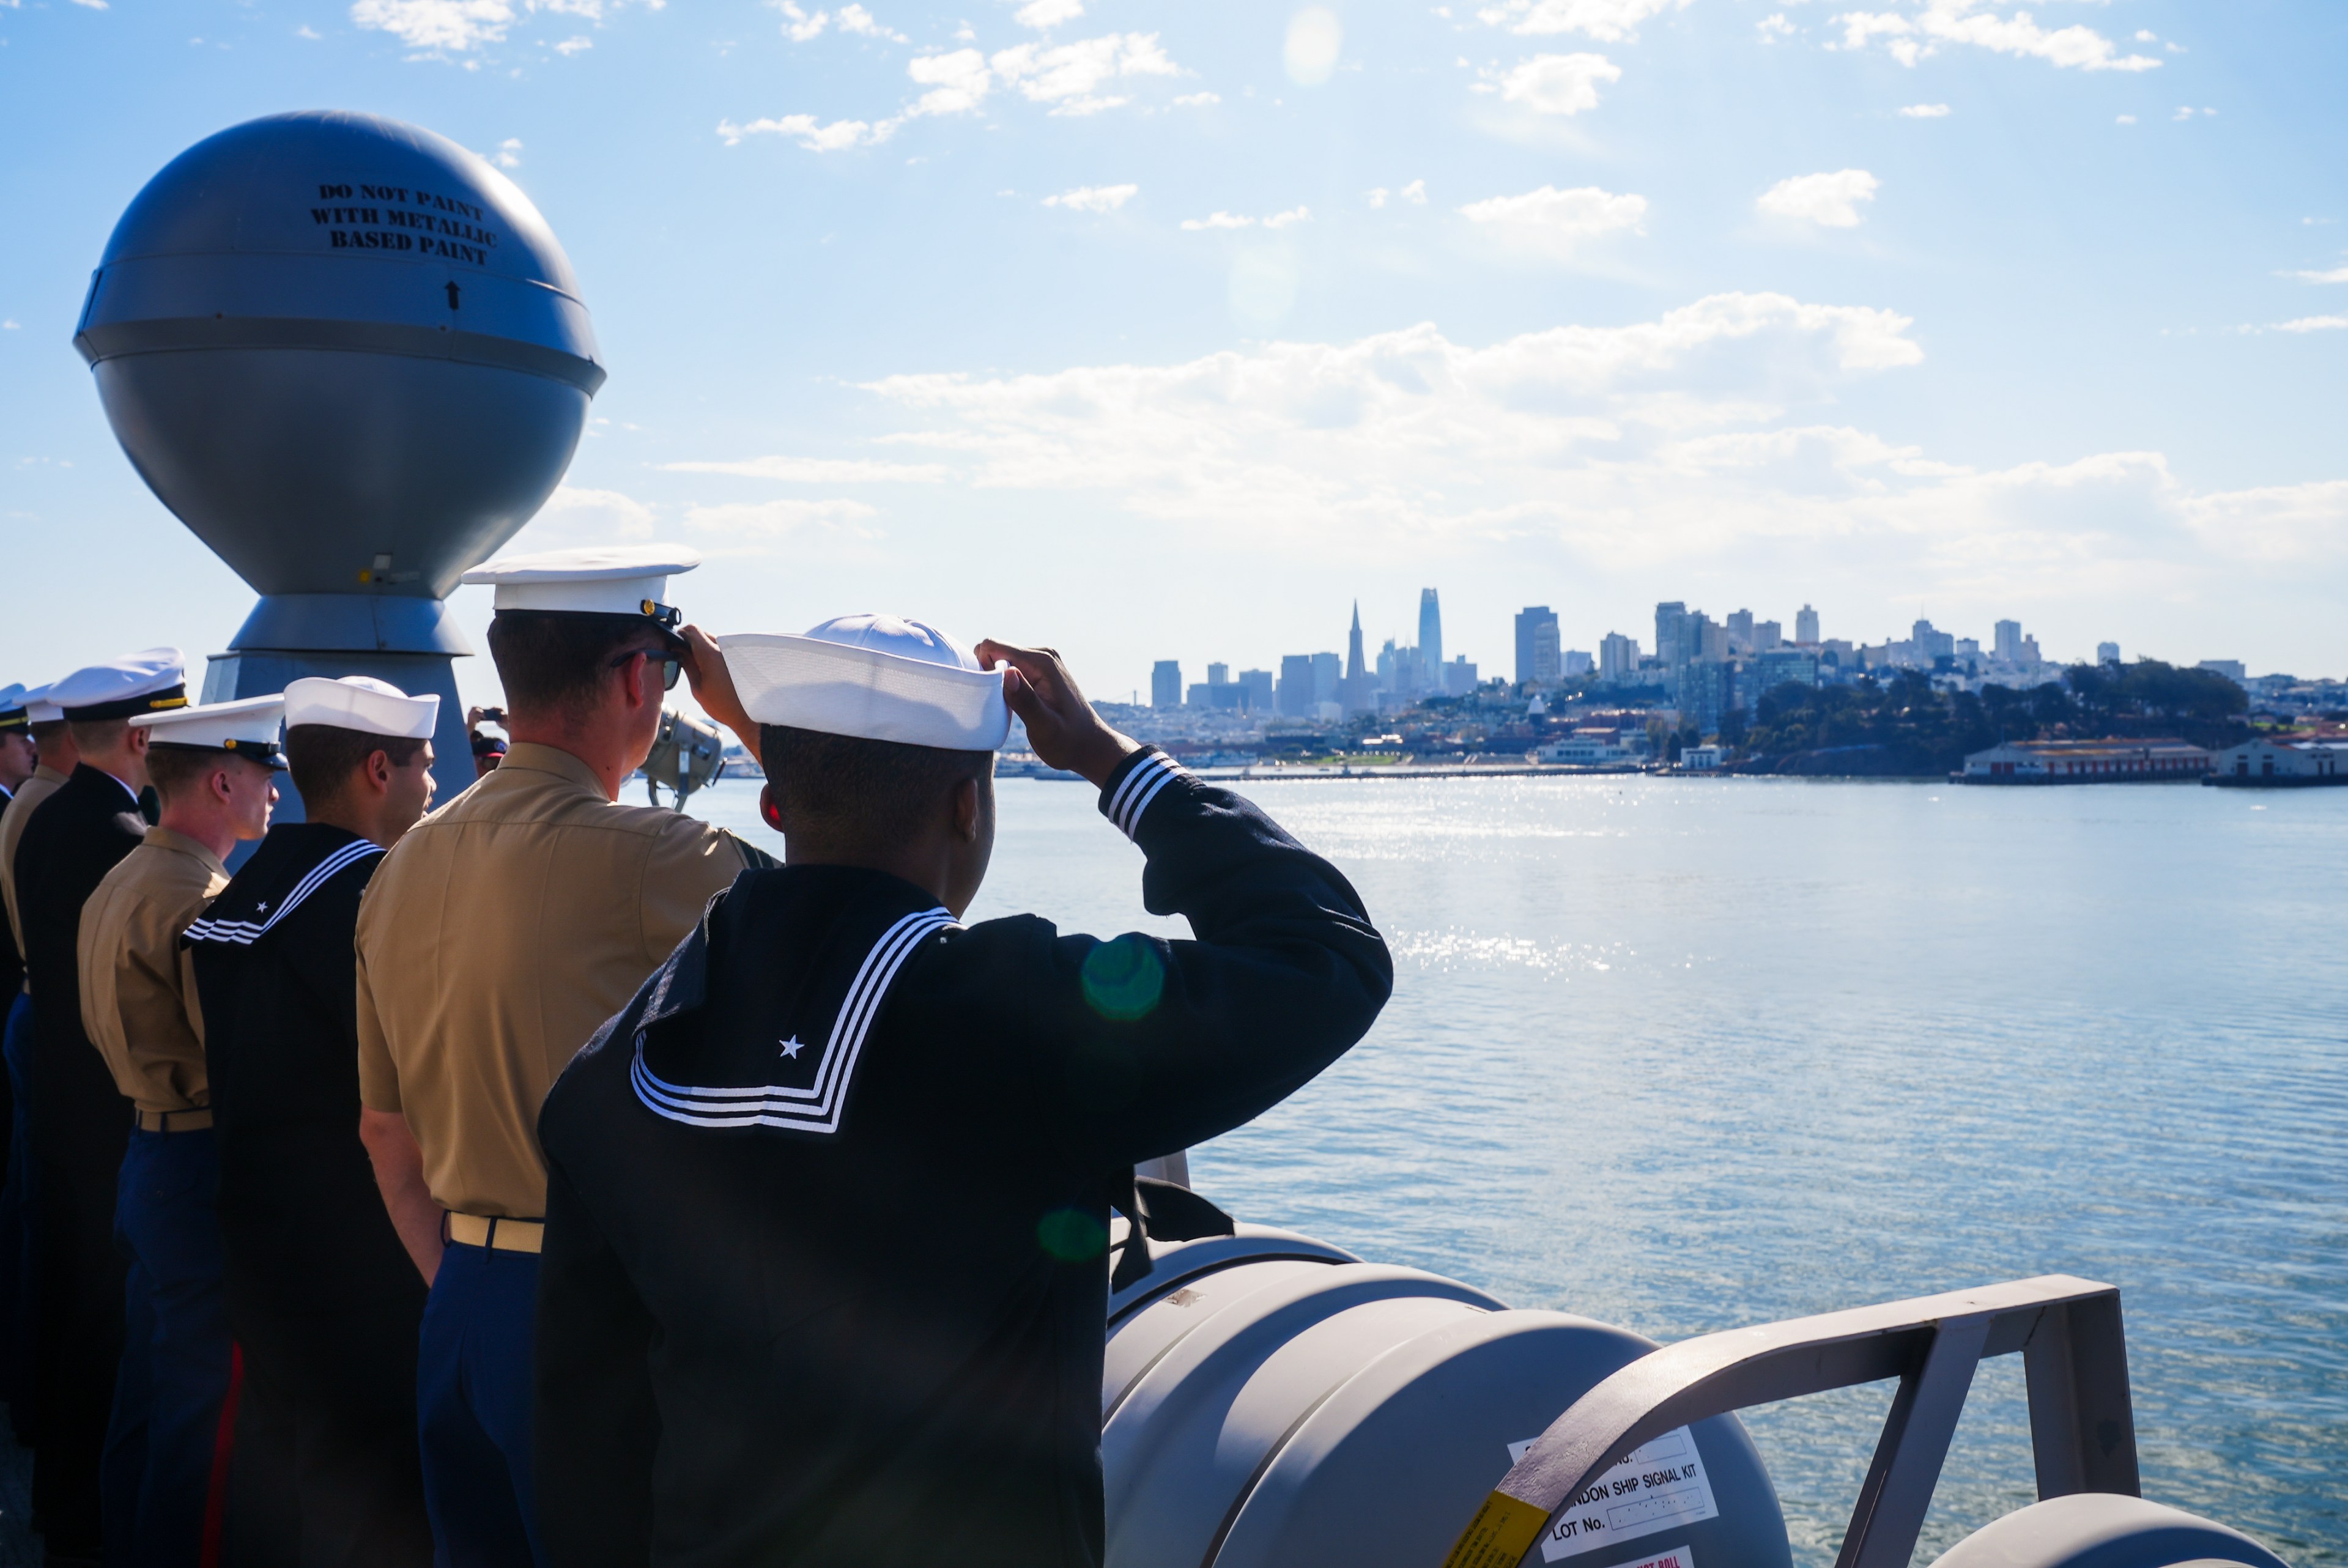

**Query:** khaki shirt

left=355, top=741, right=753, bottom=1219
left=78, top=825, right=227, bottom=1114
left=2, top=763, right=70, bottom=969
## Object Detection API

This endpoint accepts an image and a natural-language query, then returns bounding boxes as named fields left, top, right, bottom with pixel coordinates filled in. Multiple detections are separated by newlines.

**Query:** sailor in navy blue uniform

left=184, top=677, right=443, bottom=1568
left=534, top=619, right=1392, bottom=1568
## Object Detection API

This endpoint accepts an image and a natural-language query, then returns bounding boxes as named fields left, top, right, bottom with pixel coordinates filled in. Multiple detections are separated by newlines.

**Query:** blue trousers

left=107, top=1125, right=233, bottom=1568
left=418, top=1241, right=544, bottom=1568
left=1, top=989, right=34, bottom=1441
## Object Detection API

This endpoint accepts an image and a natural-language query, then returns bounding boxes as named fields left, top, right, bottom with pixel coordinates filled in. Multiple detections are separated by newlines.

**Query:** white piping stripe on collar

left=630, top=906, right=957, bottom=1135
left=1108, top=752, right=1185, bottom=842
left=183, top=840, right=385, bottom=947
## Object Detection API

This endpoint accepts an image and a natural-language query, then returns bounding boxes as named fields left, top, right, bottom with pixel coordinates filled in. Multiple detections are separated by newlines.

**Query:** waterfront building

left=1796, top=604, right=1821, bottom=645
left=1752, top=648, right=1820, bottom=692
left=1681, top=744, right=1725, bottom=771
left=2207, top=738, right=2347, bottom=787
left=1960, top=739, right=2212, bottom=783
left=1514, top=606, right=1559, bottom=686
left=1151, top=660, right=1182, bottom=710
left=1535, top=732, right=1641, bottom=765
left=1418, top=590, right=1443, bottom=675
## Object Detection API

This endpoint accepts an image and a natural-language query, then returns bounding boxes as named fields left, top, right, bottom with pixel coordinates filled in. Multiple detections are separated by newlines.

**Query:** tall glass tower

left=1418, top=589, right=1443, bottom=676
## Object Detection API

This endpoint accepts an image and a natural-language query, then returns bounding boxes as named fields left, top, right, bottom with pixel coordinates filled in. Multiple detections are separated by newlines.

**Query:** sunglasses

left=610, top=647, right=684, bottom=691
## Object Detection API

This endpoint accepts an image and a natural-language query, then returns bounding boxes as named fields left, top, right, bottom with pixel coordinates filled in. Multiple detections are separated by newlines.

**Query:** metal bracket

left=1445, top=1274, right=2139, bottom=1568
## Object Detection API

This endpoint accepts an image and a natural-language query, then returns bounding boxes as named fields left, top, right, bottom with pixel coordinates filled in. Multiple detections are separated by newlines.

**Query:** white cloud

left=71, top=0, right=107, bottom=9
left=717, top=114, right=894, bottom=150
left=1401, top=179, right=1428, bottom=204
left=2172, top=105, right=2216, bottom=122
left=659, top=456, right=948, bottom=482
left=1181, top=211, right=1253, bottom=231
left=351, top=0, right=515, bottom=51
left=1284, top=7, right=1342, bottom=85
left=1758, top=13, right=1794, bottom=40
left=906, top=48, right=991, bottom=115
left=528, top=485, right=660, bottom=542
left=2285, top=267, right=2348, bottom=284
left=1830, top=1, right=2161, bottom=73
left=551, top=33, right=589, bottom=51
left=775, top=0, right=826, bottom=40
left=1, top=320, right=18, bottom=331
left=295, top=23, right=324, bottom=37
left=1264, top=207, right=1311, bottom=229
left=836, top=4, right=906, bottom=42
left=1479, top=52, right=1620, bottom=115
left=494, top=137, right=524, bottom=166
left=1476, top=0, right=1686, bottom=42
left=990, top=32, right=1179, bottom=108
left=2275, top=316, right=2348, bottom=334
left=1172, top=91, right=1220, bottom=106
left=1013, top=0, right=1082, bottom=26
left=1458, top=184, right=1646, bottom=255
left=1899, top=102, right=1950, bottom=117
left=1758, top=169, right=1879, bottom=229
left=2116, top=114, right=2136, bottom=125
left=1043, top=183, right=1138, bottom=213
left=1368, top=188, right=1390, bottom=209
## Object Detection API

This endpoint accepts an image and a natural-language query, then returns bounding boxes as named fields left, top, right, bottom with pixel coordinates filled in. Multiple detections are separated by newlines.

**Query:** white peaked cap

left=131, top=693, right=287, bottom=768
left=461, top=544, right=703, bottom=617
left=721, top=615, right=1010, bottom=752
left=283, top=676, right=440, bottom=741
left=21, top=686, right=62, bottom=725
left=48, top=647, right=187, bottom=720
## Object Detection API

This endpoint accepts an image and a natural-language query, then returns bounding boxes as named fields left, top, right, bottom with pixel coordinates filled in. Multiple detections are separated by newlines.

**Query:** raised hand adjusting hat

left=720, top=613, right=1010, bottom=752
left=47, top=647, right=187, bottom=722
left=283, top=676, right=440, bottom=741
left=130, top=693, right=287, bottom=769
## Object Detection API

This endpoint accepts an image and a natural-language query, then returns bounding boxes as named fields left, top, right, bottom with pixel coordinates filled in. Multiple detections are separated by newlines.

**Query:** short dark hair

left=761, top=725, right=992, bottom=842
left=147, top=745, right=271, bottom=805
left=67, top=717, right=130, bottom=754
left=486, top=611, right=665, bottom=720
left=286, top=725, right=428, bottom=806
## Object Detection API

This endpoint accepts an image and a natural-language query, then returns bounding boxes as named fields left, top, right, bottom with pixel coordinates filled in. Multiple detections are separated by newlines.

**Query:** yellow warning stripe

left=1439, top=1490, right=1552, bottom=1568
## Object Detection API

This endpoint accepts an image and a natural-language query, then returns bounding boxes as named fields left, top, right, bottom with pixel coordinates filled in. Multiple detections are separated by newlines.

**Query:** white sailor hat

left=283, top=676, right=440, bottom=741
left=461, top=545, right=701, bottom=632
left=130, top=693, right=287, bottom=770
left=48, top=648, right=187, bottom=723
left=21, top=685, right=62, bottom=726
left=0, top=685, right=26, bottom=733
left=720, top=615, right=1010, bottom=752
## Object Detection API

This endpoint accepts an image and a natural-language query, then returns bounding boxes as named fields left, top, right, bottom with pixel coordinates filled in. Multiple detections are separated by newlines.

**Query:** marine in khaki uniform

left=15, top=647, right=188, bottom=1564
left=355, top=545, right=769, bottom=1568
left=81, top=693, right=281, bottom=1567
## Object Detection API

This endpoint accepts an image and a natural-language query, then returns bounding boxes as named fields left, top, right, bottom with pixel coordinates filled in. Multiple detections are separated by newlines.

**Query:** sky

left=2, top=0, right=2344, bottom=711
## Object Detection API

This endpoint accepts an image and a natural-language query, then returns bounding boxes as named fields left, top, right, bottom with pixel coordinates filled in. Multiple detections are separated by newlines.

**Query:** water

left=683, top=772, right=2347, bottom=1564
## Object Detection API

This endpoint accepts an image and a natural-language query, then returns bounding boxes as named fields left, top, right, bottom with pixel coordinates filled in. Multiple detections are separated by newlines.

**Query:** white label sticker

left=1596, top=1547, right=1692, bottom=1568
left=1502, top=1427, right=1720, bottom=1562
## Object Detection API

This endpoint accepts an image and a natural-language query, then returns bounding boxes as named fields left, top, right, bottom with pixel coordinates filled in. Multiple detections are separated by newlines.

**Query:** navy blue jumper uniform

left=185, top=824, right=433, bottom=1568
left=533, top=748, right=1393, bottom=1568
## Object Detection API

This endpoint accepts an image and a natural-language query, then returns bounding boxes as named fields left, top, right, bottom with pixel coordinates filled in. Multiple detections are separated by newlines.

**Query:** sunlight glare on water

left=686, top=772, right=2348, bottom=1564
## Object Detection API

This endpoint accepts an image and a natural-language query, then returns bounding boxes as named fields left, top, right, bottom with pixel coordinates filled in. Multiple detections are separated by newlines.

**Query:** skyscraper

left=1993, top=619, right=2022, bottom=663
left=1418, top=589, right=1443, bottom=675
left=1514, top=605, right=1558, bottom=686
left=1341, top=602, right=1374, bottom=714
left=1599, top=632, right=1637, bottom=683
left=1311, top=651, right=1341, bottom=706
left=1150, top=660, right=1182, bottom=709
left=1796, top=604, right=1820, bottom=645
left=1655, top=602, right=1687, bottom=667
left=1277, top=654, right=1316, bottom=717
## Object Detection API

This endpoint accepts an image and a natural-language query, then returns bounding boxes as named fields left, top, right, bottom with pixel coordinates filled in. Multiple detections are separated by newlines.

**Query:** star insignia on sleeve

left=779, top=1035, right=806, bottom=1059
